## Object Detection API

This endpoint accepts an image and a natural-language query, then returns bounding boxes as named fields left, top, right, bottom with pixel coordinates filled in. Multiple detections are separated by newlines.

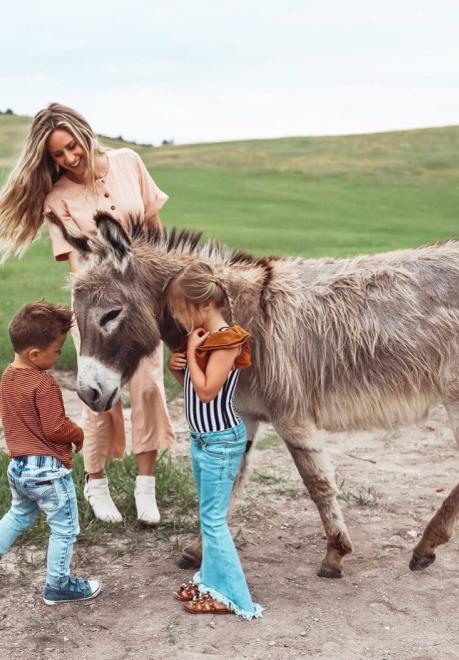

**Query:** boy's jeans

left=0, top=456, right=79, bottom=588
left=190, top=423, right=262, bottom=620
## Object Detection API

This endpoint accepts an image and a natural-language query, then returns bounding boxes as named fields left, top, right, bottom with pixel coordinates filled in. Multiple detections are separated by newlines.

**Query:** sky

left=1, top=0, right=459, bottom=145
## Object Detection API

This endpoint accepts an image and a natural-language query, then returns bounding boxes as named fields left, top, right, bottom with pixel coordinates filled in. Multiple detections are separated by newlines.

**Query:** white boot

left=84, top=477, right=122, bottom=523
left=135, top=475, right=160, bottom=525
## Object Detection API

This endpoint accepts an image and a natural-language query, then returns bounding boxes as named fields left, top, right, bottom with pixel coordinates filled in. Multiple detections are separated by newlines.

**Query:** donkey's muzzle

left=77, top=384, right=119, bottom=412
left=77, top=355, right=122, bottom=412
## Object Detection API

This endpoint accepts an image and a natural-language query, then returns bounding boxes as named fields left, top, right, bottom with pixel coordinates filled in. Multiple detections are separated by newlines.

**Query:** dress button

left=104, top=193, right=109, bottom=198
left=110, top=205, right=116, bottom=210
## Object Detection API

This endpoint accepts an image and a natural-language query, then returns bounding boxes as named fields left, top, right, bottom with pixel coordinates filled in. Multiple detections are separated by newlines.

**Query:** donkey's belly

left=235, top=388, right=271, bottom=423
left=315, top=389, right=439, bottom=433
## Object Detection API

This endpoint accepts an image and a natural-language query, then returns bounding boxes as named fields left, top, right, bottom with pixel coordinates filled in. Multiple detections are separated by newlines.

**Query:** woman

left=0, top=103, right=175, bottom=524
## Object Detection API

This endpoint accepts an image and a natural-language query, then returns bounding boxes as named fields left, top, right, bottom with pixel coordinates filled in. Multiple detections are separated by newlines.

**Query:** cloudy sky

left=1, top=0, right=459, bottom=144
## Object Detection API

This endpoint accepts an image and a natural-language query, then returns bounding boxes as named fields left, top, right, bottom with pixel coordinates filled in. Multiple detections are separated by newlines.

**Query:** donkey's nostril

left=90, top=387, right=101, bottom=403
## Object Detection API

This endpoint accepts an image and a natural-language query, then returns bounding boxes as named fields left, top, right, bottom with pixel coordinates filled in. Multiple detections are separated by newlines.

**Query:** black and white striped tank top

left=184, top=328, right=241, bottom=432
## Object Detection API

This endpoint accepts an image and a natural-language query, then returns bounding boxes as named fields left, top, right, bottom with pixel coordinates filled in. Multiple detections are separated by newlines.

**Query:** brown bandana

left=177, top=325, right=252, bottom=372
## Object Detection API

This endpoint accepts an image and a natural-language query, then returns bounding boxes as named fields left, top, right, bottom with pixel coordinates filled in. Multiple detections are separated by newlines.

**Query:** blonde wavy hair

left=165, top=261, right=233, bottom=331
left=0, top=103, right=102, bottom=260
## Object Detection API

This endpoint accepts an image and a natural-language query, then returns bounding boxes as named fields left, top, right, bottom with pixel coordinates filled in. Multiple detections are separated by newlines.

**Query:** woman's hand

left=168, top=352, right=187, bottom=371
left=187, top=328, right=210, bottom=353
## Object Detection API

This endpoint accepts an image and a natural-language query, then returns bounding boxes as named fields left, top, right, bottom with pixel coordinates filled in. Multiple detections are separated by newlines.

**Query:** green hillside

left=0, top=112, right=458, bottom=374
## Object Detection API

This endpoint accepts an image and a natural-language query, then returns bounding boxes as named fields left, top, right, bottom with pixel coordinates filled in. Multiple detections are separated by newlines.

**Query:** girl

left=0, top=103, right=175, bottom=524
left=167, top=261, right=262, bottom=619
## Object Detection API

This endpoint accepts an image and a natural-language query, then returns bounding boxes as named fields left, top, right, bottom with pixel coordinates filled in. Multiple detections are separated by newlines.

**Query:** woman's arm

left=133, top=150, right=169, bottom=223
left=147, top=213, right=162, bottom=230
left=68, top=251, right=79, bottom=274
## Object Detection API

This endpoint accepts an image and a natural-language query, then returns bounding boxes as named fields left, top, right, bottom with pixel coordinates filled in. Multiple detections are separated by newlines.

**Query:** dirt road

left=0, top=375, right=458, bottom=659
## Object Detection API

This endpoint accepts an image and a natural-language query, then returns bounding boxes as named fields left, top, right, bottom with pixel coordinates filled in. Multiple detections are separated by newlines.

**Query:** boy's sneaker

left=43, top=576, right=102, bottom=605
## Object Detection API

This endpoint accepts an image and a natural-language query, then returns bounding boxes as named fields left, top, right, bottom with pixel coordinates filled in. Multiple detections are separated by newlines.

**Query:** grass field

left=1, top=113, right=458, bottom=376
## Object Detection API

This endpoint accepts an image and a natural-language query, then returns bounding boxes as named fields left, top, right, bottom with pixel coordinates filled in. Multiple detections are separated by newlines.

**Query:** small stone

left=407, top=530, right=418, bottom=539
left=268, top=641, right=275, bottom=646
left=208, top=621, right=216, bottom=628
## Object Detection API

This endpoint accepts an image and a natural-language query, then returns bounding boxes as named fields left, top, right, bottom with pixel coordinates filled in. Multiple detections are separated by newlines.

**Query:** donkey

left=47, top=211, right=459, bottom=577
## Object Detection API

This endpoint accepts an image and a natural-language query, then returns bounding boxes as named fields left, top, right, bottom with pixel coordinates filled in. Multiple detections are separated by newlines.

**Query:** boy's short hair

left=8, top=300, right=73, bottom=352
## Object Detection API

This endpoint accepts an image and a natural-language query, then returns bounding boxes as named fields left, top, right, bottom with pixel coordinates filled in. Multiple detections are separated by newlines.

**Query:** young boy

left=0, top=300, right=101, bottom=605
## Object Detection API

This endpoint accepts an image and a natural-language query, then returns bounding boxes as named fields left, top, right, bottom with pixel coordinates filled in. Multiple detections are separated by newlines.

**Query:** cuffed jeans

left=0, top=456, right=79, bottom=587
left=190, top=423, right=262, bottom=620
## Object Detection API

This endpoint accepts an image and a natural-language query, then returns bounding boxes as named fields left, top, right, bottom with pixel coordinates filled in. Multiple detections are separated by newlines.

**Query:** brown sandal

left=173, top=581, right=199, bottom=602
left=183, top=593, right=234, bottom=615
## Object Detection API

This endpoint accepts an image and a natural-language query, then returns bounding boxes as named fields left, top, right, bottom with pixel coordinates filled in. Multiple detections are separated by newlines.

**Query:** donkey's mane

left=125, top=215, right=281, bottom=266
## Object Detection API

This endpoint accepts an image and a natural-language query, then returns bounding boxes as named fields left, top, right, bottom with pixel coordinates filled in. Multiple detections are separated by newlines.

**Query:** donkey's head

left=48, top=212, right=164, bottom=411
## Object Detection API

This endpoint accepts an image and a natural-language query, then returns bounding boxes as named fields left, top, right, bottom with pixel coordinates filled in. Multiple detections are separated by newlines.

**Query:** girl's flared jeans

left=190, top=423, right=262, bottom=620
left=0, top=456, right=79, bottom=588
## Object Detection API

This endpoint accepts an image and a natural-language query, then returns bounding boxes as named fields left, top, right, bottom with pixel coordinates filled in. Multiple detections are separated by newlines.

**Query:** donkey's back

left=237, top=240, right=459, bottom=432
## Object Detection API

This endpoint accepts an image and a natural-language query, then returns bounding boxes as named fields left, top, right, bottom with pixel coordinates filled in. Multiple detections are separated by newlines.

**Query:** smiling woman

left=0, top=102, right=175, bottom=527
left=47, top=130, right=88, bottom=182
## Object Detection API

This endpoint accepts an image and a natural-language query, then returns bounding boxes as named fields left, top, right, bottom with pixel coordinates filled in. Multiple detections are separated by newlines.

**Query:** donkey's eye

left=100, top=309, right=122, bottom=327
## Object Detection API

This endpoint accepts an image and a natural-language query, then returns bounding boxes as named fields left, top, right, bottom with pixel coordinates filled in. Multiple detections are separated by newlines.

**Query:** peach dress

left=45, top=148, right=175, bottom=473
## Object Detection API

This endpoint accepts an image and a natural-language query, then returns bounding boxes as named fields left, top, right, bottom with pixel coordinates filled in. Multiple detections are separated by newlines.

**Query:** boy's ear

left=27, top=348, right=40, bottom=363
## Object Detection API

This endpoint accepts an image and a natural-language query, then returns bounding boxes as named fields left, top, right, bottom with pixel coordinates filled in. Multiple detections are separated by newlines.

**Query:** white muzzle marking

left=77, top=356, right=122, bottom=412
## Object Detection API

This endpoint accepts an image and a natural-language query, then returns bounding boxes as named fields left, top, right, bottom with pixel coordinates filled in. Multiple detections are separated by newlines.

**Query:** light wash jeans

left=190, top=423, right=262, bottom=620
left=0, top=456, right=80, bottom=588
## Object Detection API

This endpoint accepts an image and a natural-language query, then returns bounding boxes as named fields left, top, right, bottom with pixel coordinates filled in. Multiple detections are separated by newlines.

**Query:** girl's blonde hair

left=0, top=102, right=102, bottom=259
left=165, top=261, right=233, bottom=331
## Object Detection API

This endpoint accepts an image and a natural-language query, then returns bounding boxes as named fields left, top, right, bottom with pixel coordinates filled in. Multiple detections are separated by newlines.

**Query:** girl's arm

left=187, top=331, right=239, bottom=403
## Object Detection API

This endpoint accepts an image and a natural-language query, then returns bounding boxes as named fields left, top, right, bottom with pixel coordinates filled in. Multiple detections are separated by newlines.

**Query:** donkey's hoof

left=176, top=554, right=202, bottom=570
left=317, top=565, right=343, bottom=579
left=409, top=550, right=436, bottom=571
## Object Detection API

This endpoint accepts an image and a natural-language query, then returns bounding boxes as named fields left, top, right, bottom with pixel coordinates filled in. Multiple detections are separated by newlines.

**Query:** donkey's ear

left=46, top=212, right=91, bottom=256
left=94, top=212, right=132, bottom=271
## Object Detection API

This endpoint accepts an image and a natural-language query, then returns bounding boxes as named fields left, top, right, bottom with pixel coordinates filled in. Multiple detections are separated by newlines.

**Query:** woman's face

left=47, top=129, right=86, bottom=180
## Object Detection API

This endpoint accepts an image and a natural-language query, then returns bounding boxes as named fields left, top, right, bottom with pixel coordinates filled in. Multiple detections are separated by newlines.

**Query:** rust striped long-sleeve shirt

left=0, top=365, right=83, bottom=468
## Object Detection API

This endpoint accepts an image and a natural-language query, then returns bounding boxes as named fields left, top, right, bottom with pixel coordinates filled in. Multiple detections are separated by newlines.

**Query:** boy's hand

left=73, top=440, right=83, bottom=453
left=187, top=328, right=210, bottom=352
left=168, top=352, right=187, bottom=371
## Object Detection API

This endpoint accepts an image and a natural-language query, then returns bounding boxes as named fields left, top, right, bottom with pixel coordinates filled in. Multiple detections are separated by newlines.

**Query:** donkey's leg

left=274, top=418, right=352, bottom=578
left=443, top=399, right=459, bottom=446
left=410, top=483, right=459, bottom=571
left=177, top=418, right=259, bottom=570
left=441, top=365, right=459, bottom=445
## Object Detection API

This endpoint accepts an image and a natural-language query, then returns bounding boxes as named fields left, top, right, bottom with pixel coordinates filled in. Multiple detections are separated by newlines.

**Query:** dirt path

left=0, top=374, right=458, bottom=659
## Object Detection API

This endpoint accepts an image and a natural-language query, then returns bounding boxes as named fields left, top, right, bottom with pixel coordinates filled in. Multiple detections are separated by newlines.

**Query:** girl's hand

left=168, top=352, right=187, bottom=371
left=187, top=328, right=210, bottom=352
